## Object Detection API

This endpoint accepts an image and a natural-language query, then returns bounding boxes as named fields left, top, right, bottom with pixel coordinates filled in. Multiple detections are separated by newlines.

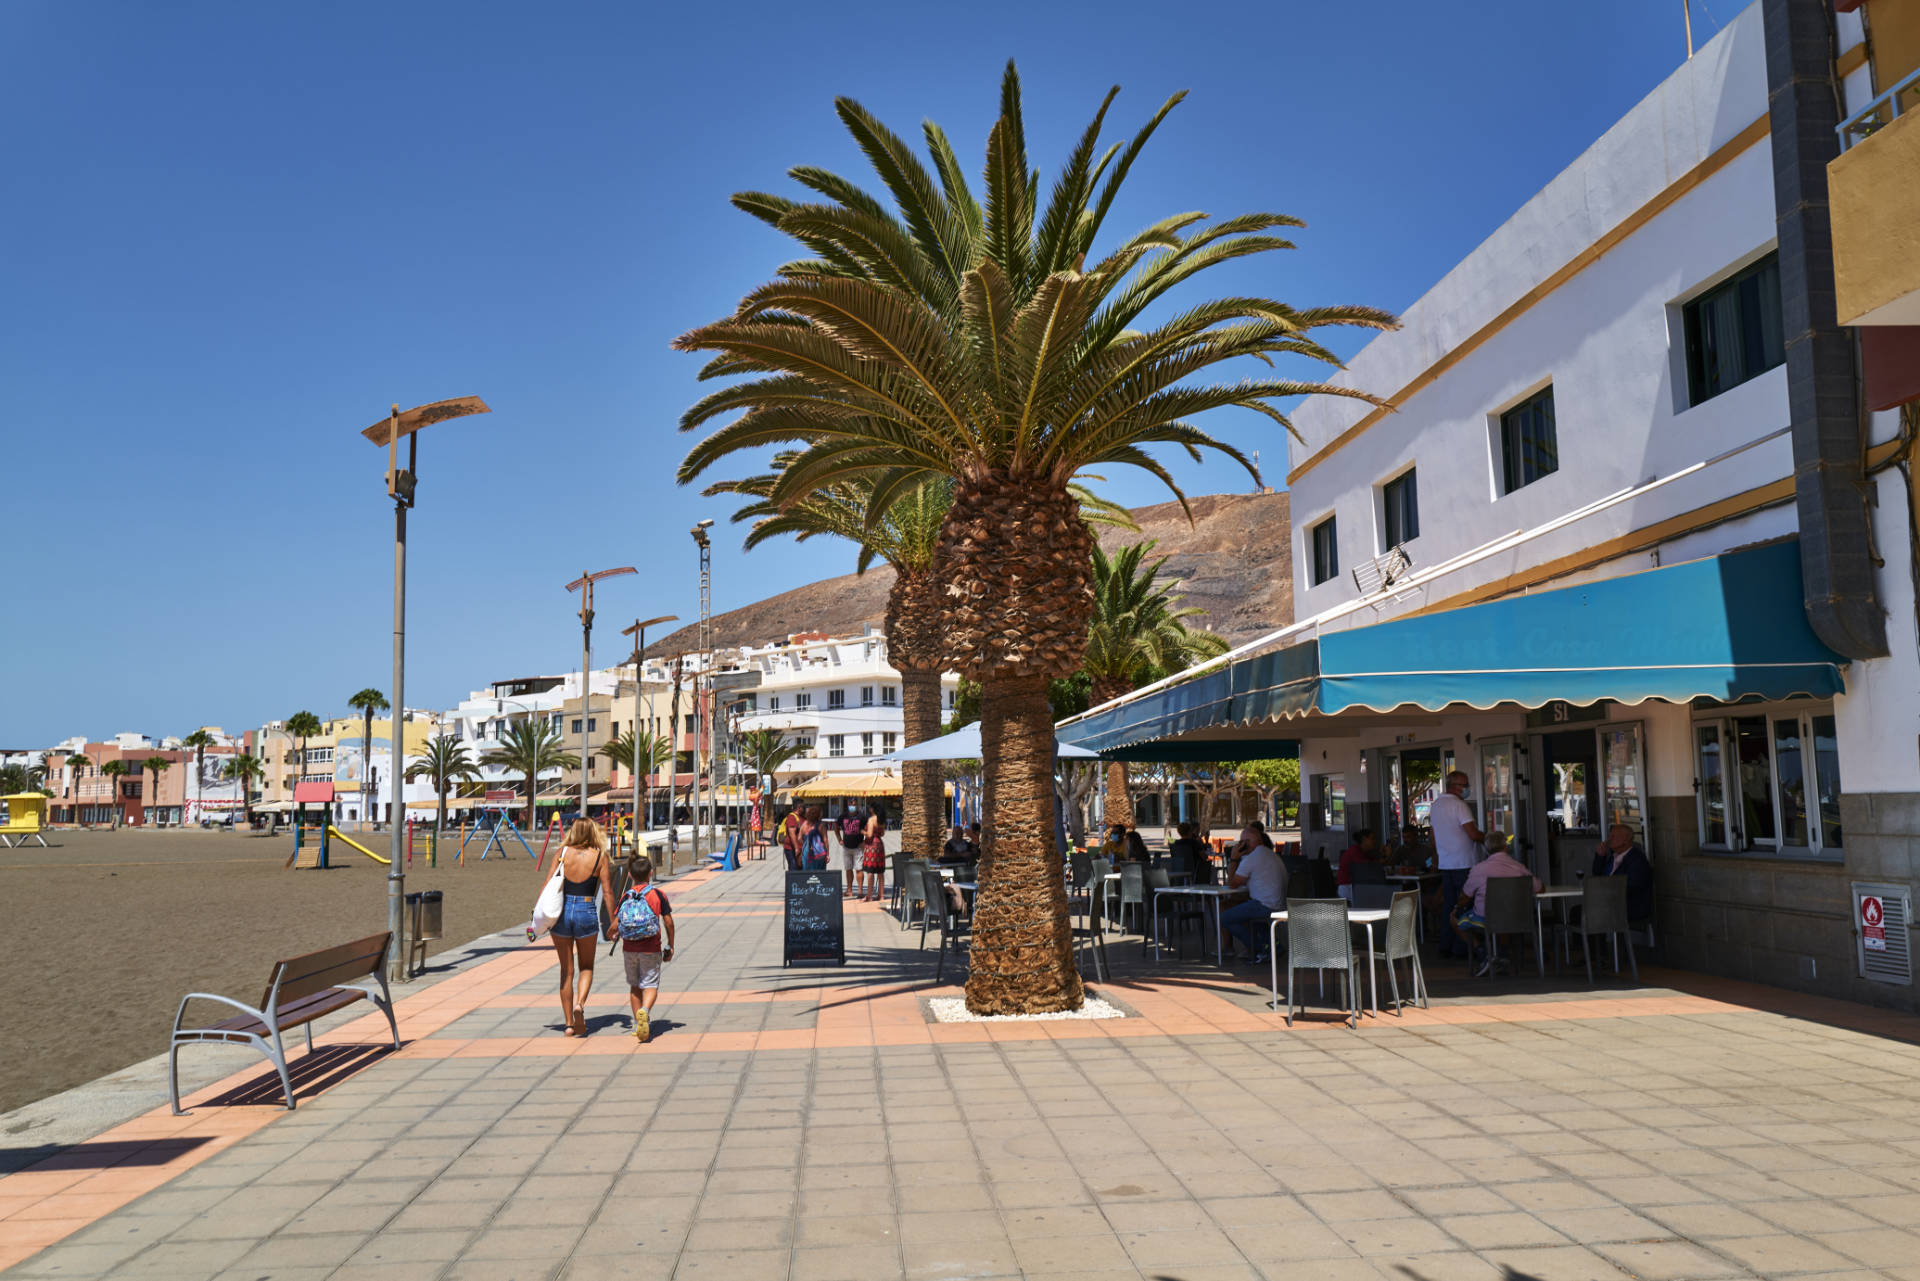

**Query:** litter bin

left=406, top=891, right=444, bottom=976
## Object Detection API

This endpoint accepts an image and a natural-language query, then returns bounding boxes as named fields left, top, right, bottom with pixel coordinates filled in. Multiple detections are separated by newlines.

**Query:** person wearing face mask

left=1427, top=771, right=1487, bottom=960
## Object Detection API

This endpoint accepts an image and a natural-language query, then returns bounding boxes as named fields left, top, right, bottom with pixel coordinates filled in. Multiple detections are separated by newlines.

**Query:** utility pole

left=565, top=568, right=637, bottom=828
left=690, top=520, right=713, bottom=859
left=620, top=615, right=677, bottom=853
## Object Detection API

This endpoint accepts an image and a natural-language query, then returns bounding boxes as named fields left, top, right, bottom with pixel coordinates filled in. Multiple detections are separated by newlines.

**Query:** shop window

left=1316, top=774, right=1346, bottom=829
left=1309, top=516, right=1338, bottom=586
left=1683, top=252, right=1784, bottom=405
left=1693, top=705, right=1841, bottom=857
left=1499, top=386, right=1559, bottom=493
left=1478, top=741, right=1516, bottom=841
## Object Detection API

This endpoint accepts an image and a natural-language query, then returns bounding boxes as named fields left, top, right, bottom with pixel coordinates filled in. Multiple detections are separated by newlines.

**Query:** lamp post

left=689, top=520, right=713, bottom=861
left=362, top=395, right=490, bottom=983
left=565, top=568, right=637, bottom=827
left=621, top=615, right=678, bottom=851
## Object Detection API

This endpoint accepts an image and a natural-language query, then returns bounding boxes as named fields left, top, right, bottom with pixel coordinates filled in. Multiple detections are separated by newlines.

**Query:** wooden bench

left=169, top=932, right=398, bottom=1114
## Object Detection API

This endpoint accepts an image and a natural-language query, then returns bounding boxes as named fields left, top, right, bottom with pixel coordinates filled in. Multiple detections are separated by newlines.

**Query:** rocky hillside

left=648, top=490, right=1292, bottom=656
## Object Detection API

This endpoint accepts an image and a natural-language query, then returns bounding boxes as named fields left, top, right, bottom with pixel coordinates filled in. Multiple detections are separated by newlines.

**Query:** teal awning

left=1059, top=540, right=1847, bottom=757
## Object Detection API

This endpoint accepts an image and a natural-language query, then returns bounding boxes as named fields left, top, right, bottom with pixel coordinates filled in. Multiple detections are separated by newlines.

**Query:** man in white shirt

left=1427, top=771, right=1486, bottom=959
left=1219, top=826, right=1288, bottom=963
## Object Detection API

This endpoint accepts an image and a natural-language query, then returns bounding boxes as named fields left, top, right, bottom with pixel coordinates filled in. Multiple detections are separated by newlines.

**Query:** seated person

left=1098, top=824, right=1128, bottom=861
left=1218, top=829, right=1286, bottom=963
left=938, top=825, right=977, bottom=863
left=1123, top=826, right=1151, bottom=863
left=1167, top=820, right=1210, bottom=882
left=1336, top=829, right=1381, bottom=900
left=1590, top=824, right=1654, bottom=922
left=1392, top=823, right=1435, bottom=872
left=1450, top=833, right=1541, bottom=975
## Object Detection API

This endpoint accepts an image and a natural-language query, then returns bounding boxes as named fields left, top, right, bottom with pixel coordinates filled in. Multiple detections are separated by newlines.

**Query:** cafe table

left=1267, top=907, right=1392, bottom=1016
left=1150, top=884, right=1239, bottom=966
left=1532, top=885, right=1585, bottom=974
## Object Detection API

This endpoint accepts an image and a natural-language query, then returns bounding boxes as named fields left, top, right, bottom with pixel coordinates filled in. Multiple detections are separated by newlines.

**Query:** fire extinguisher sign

left=1862, top=895, right=1887, bottom=951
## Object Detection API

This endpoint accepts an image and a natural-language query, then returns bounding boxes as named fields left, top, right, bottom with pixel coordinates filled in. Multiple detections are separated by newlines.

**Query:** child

left=616, top=855, right=676, bottom=1043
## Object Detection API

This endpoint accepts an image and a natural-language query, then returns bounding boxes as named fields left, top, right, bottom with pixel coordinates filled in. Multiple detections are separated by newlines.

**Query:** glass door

left=1695, top=722, right=1728, bottom=847
left=1478, top=739, right=1517, bottom=844
left=1597, top=723, right=1646, bottom=844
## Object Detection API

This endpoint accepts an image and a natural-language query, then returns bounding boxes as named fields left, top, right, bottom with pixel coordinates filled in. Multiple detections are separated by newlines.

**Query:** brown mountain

left=648, top=490, right=1293, bottom=656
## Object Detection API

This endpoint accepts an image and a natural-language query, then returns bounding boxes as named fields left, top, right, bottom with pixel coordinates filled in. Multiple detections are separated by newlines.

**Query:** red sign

left=1862, top=895, right=1887, bottom=951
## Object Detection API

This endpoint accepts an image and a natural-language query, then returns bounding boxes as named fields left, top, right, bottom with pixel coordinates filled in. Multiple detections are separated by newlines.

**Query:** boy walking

left=616, top=855, right=676, bottom=1043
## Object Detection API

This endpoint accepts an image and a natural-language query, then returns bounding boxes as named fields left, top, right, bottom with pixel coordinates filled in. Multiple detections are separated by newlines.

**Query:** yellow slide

left=327, top=826, right=392, bottom=865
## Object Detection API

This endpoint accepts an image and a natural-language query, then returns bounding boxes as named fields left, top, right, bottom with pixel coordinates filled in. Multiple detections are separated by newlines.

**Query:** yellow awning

left=788, top=772, right=953, bottom=799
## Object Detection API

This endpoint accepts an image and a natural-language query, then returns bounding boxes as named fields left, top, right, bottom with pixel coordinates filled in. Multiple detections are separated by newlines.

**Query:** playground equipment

left=538, top=813, right=563, bottom=858
left=287, top=783, right=336, bottom=869
left=407, top=818, right=438, bottom=867
left=458, top=798, right=536, bottom=863
left=0, top=793, right=49, bottom=848
left=328, top=825, right=392, bottom=865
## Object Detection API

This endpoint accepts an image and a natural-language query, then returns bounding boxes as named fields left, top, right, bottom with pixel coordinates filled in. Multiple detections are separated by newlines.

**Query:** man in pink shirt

left=1450, top=834, right=1541, bottom=975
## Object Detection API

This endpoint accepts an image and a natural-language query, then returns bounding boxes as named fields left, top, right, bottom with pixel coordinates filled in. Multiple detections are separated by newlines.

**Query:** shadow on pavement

left=0, top=1136, right=213, bottom=1178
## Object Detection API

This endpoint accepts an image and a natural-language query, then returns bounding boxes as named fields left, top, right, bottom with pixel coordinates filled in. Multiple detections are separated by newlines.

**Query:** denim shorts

left=552, top=894, right=600, bottom=939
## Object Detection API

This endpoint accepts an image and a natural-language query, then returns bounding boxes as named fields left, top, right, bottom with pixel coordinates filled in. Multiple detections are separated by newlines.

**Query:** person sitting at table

left=1124, top=826, right=1151, bottom=863
left=1099, top=824, right=1128, bottom=861
left=1450, top=833, right=1540, bottom=976
left=1219, top=825, right=1286, bottom=964
left=940, top=824, right=977, bottom=863
left=1589, top=823, right=1654, bottom=923
left=1167, top=821, right=1209, bottom=882
left=1336, top=829, right=1381, bottom=901
left=1392, top=823, right=1435, bottom=872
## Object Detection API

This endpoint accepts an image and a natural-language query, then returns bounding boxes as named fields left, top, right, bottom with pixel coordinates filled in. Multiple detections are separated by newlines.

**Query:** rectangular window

left=1500, top=387, right=1559, bottom=493
left=1684, top=252, right=1785, bottom=405
left=587, top=718, right=596, bottom=733
left=828, top=734, right=844, bottom=758
left=769, top=696, right=780, bottom=712
left=860, top=686, right=874, bottom=706
left=883, top=732, right=897, bottom=750
left=1694, top=705, right=1842, bottom=856
left=1382, top=470, right=1419, bottom=548
left=1309, top=516, right=1338, bottom=586
left=828, top=690, right=845, bottom=710
left=862, top=732, right=874, bottom=755
left=796, top=693, right=812, bottom=710
left=571, top=719, right=582, bottom=734
left=882, top=686, right=897, bottom=706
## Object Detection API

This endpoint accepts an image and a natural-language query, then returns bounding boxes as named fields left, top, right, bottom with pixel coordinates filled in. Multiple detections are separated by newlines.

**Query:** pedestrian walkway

left=9, top=855, right=1920, bottom=1279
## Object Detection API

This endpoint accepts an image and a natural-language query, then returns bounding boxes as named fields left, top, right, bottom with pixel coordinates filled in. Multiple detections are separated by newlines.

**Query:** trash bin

left=407, top=890, right=444, bottom=941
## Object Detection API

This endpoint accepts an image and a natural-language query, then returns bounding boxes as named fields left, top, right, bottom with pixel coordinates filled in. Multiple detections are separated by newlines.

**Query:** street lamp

left=565, top=567, right=637, bottom=827
left=690, top=520, right=713, bottom=861
left=362, top=395, right=490, bottom=983
left=621, top=615, right=678, bottom=850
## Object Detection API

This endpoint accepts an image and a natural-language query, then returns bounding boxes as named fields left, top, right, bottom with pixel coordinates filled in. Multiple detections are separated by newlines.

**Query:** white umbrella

left=879, top=722, right=1099, bottom=762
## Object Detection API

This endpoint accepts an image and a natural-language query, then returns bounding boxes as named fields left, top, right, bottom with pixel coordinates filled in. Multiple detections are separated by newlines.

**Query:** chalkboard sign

left=784, top=870, right=846, bottom=965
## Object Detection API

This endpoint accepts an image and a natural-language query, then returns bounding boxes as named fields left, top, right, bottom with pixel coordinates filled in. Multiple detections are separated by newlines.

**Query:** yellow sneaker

left=634, top=1010, right=650, bottom=1044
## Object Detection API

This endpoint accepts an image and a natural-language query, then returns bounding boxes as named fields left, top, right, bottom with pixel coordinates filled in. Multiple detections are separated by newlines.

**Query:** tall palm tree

left=676, top=64, right=1392, bottom=1012
left=181, top=729, right=214, bottom=824
left=1082, top=540, right=1227, bottom=826
left=224, top=753, right=262, bottom=829
left=603, top=728, right=676, bottom=833
left=0, top=764, right=42, bottom=794
left=346, top=689, right=390, bottom=828
left=99, top=759, right=129, bottom=829
left=483, top=721, right=580, bottom=835
left=405, top=734, right=479, bottom=835
left=735, top=728, right=808, bottom=796
left=142, top=756, right=172, bottom=827
left=64, top=753, right=90, bottom=824
left=285, top=710, right=322, bottom=801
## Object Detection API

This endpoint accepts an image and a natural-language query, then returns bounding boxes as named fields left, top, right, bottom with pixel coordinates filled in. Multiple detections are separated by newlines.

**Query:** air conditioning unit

left=1351, top=545, right=1414, bottom=597
left=1853, top=882, right=1912, bottom=985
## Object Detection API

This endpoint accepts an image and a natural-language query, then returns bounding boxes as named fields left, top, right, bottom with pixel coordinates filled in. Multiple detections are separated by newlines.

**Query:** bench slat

left=205, top=987, right=367, bottom=1038
left=275, top=933, right=390, bottom=1005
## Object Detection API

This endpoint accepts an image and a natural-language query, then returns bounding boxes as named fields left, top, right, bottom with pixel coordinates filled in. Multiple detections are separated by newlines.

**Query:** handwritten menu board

left=784, top=870, right=846, bottom=965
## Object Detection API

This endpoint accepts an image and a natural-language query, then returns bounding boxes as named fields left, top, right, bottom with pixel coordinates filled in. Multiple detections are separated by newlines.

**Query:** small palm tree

left=603, top=729, right=676, bottom=831
left=736, top=729, right=808, bottom=797
left=1082, top=540, right=1226, bottom=825
left=676, top=64, right=1392, bottom=1012
left=224, top=754, right=263, bottom=828
left=181, top=730, right=214, bottom=823
left=483, top=721, right=580, bottom=835
left=286, top=710, right=322, bottom=799
left=143, top=756, right=172, bottom=826
left=64, top=753, right=90, bottom=823
left=99, top=759, right=129, bottom=828
left=405, top=734, right=479, bottom=835
left=346, top=689, right=390, bottom=828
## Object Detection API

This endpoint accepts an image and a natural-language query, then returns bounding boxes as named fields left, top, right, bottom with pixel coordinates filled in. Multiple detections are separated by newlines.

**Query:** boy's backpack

left=805, top=828, right=829, bottom=861
left=616, top=887, right=662, bottom=941
left=841, top=814, right=864, bottom=843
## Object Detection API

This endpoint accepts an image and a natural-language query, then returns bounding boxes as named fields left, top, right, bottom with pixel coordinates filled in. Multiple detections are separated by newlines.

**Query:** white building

left=1065, top=1, right=1920, bottom=1008
left=440, top=671, right=620, bottom=821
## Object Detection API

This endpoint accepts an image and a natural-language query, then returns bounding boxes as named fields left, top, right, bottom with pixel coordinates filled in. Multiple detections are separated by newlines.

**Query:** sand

left=0, top=827, right=556, bottom=1115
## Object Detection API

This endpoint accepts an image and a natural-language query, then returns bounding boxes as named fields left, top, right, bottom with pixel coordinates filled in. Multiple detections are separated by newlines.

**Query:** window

left=684, top=714, right=698, bottom=734
left=883, top=732, right=897, bottom=751
left=862, top=732, right=874, bottom=756
left=1382, top=469, right=1419, bottom=548
left=827, top=734, right=845, bottom=758
left=769, top=696, right=780, bottom=712
left=796, top=693, right=812, bottom=710
left=828, top=690, right=845, bottom=710
left=587, top=718, right=596, bottom=733
left=860, top=686, right=874, bottom=706
left=1499, top=387, right=1559, bottom=493
left=1693, top=705, right=1842, bottom=856
left=1683, top=252, right=1785, bottom=405
left=571, top=719, right=582, bottom=734
left=882, top=686, right=897, bottom=706
left=1309, top=516, right=1338, bottom=586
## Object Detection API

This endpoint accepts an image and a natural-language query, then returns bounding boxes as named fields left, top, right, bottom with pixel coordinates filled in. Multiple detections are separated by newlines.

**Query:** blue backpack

left=616, top=887, right=662, bottom=942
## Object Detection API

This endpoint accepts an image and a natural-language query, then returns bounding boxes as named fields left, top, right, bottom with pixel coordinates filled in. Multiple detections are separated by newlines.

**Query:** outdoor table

left=1533, top=885, right=1584, bottom=974
left=1150, top=884, right=1239, bottom=967
left=1268, top=907, right=1391, bottom=1017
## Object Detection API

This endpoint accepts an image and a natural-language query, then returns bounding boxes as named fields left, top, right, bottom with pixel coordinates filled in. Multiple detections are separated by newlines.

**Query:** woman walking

left=542, top=818, right=616, bottom=1036
left=858, top=801, right=889, bottom=901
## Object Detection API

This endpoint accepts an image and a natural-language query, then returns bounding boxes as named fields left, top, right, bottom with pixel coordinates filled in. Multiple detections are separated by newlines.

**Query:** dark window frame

left=1309, top=516, right=1339, bottom=586
left=1499, top=386, right=1560, bottom=494
left=1382, top=469, right=1419, bottom=548
left=1683, top=252, right=1785, bottom=406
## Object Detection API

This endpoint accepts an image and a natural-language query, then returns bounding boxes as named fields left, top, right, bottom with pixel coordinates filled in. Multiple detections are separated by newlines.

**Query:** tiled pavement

left=10, top=858, right=1920, bottom=1279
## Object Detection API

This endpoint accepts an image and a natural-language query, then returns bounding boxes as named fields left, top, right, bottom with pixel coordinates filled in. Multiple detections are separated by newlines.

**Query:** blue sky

left=1, top=0, right=1726, bottom=746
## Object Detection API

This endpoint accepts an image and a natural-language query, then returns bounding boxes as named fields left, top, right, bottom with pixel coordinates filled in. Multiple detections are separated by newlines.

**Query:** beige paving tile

left=1590, top=1238, right=1751, bottom=1280
left=1710, top=1233, right=1859, bottom=1273
left=1438, top=1211, right=1568, bottom=1249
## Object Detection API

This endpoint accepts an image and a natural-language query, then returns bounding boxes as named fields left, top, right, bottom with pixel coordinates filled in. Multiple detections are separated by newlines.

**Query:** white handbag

left=529, top=863, right=565, bottom=939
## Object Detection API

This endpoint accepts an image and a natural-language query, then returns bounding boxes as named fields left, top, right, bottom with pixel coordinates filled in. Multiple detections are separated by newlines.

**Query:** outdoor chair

left=1480, top=876, right=1543, bottom=975
left=1568, top=873, right=1638, bottom=984
left=1273, top=898, right=1359, bottom=1028
left=917, top=865, right=971, bottom=980
left=1350, top=861, right=1388, bottom=886
left=1369, top=890, right=1428, bottom=1014
left=889, top=852, right=911, bottom=919
left=1145, top=866, right=1206, bottom=959
left=1351, top=884, right=1397, bottom=912
left=1117, top=862, right=1148, bottom=935
left=901, top=858, right=930, bottom=931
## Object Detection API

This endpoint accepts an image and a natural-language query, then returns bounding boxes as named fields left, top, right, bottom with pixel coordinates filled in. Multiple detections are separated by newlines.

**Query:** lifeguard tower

left=289, top=781, right=334, bottom=869
left=0, top=793, right=49, bottom=848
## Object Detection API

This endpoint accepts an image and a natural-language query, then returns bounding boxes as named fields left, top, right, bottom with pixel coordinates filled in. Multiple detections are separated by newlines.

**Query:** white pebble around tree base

left=926, top=995, right=1126, bottom=1023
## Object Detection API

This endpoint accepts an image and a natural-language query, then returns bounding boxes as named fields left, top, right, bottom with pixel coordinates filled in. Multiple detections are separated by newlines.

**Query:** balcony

left=1831, top=68, right=1920, bottom=327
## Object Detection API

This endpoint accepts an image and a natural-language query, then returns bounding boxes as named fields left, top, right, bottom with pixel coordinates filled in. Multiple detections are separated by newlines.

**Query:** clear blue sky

left=1, top=0, right=1727, bottom=747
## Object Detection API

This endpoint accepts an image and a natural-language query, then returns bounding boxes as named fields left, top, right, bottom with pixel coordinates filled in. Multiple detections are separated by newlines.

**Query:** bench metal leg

left=168, top=1042, right=184, bottom=1116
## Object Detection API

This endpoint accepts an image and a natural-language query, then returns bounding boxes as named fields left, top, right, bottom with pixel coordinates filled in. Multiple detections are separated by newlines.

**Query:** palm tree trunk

left=964, top=675, right=1083, bottom=1016
left=898, top=666, right=944, bottom=858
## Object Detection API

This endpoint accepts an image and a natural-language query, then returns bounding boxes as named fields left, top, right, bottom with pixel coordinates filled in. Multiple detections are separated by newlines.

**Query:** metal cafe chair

left=1369, top=890, right=1428, bottom=1013
left=1570, top=873, right=1639, bottom=984
left=1483, top=876, right=1544, bottom=975
left=1273, top=899, right=1359, bottom=1028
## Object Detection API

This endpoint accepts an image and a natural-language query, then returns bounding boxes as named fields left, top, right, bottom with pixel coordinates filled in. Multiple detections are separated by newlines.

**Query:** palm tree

left=346, top=689, right=390, bottom=828
left=64, top=753, right=90, bottom=824
left=603, top=729, right=676, bottom=833
left=482, top=721, right=580, bottom=835
left=1082, top=540, right=1227, bottom=826
left=142, top=756, right=172, bottom=827
left=181, top=729, right=214, bottom=824
left=99, top=760, right=129, bottom=829
left=736, top=728, right=808, bottom=795
left=285, top=710, right=322, bottom=800
left=224, top=753, right=262, bottom=829
left=676, top=64, right=1392, bottom=1012
left=405, top=734, right=479, bottom=835
left=0, top=764, right=41, bottom=794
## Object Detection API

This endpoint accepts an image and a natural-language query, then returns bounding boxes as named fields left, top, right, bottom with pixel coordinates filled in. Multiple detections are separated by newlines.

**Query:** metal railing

left=1838, top=65, right=1920, bottom=149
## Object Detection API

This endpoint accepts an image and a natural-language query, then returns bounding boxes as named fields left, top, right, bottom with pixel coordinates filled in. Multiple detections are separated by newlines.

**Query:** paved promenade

left=8, top=856, right=1920, bottom=1280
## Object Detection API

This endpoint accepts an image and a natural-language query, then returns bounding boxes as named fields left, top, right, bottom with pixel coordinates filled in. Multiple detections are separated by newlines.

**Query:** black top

left=940, top=837, right=978, bottom=863
left=562, top=849, right=603, bottom=896
left=1589, top=844, right=1654, bottom=921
